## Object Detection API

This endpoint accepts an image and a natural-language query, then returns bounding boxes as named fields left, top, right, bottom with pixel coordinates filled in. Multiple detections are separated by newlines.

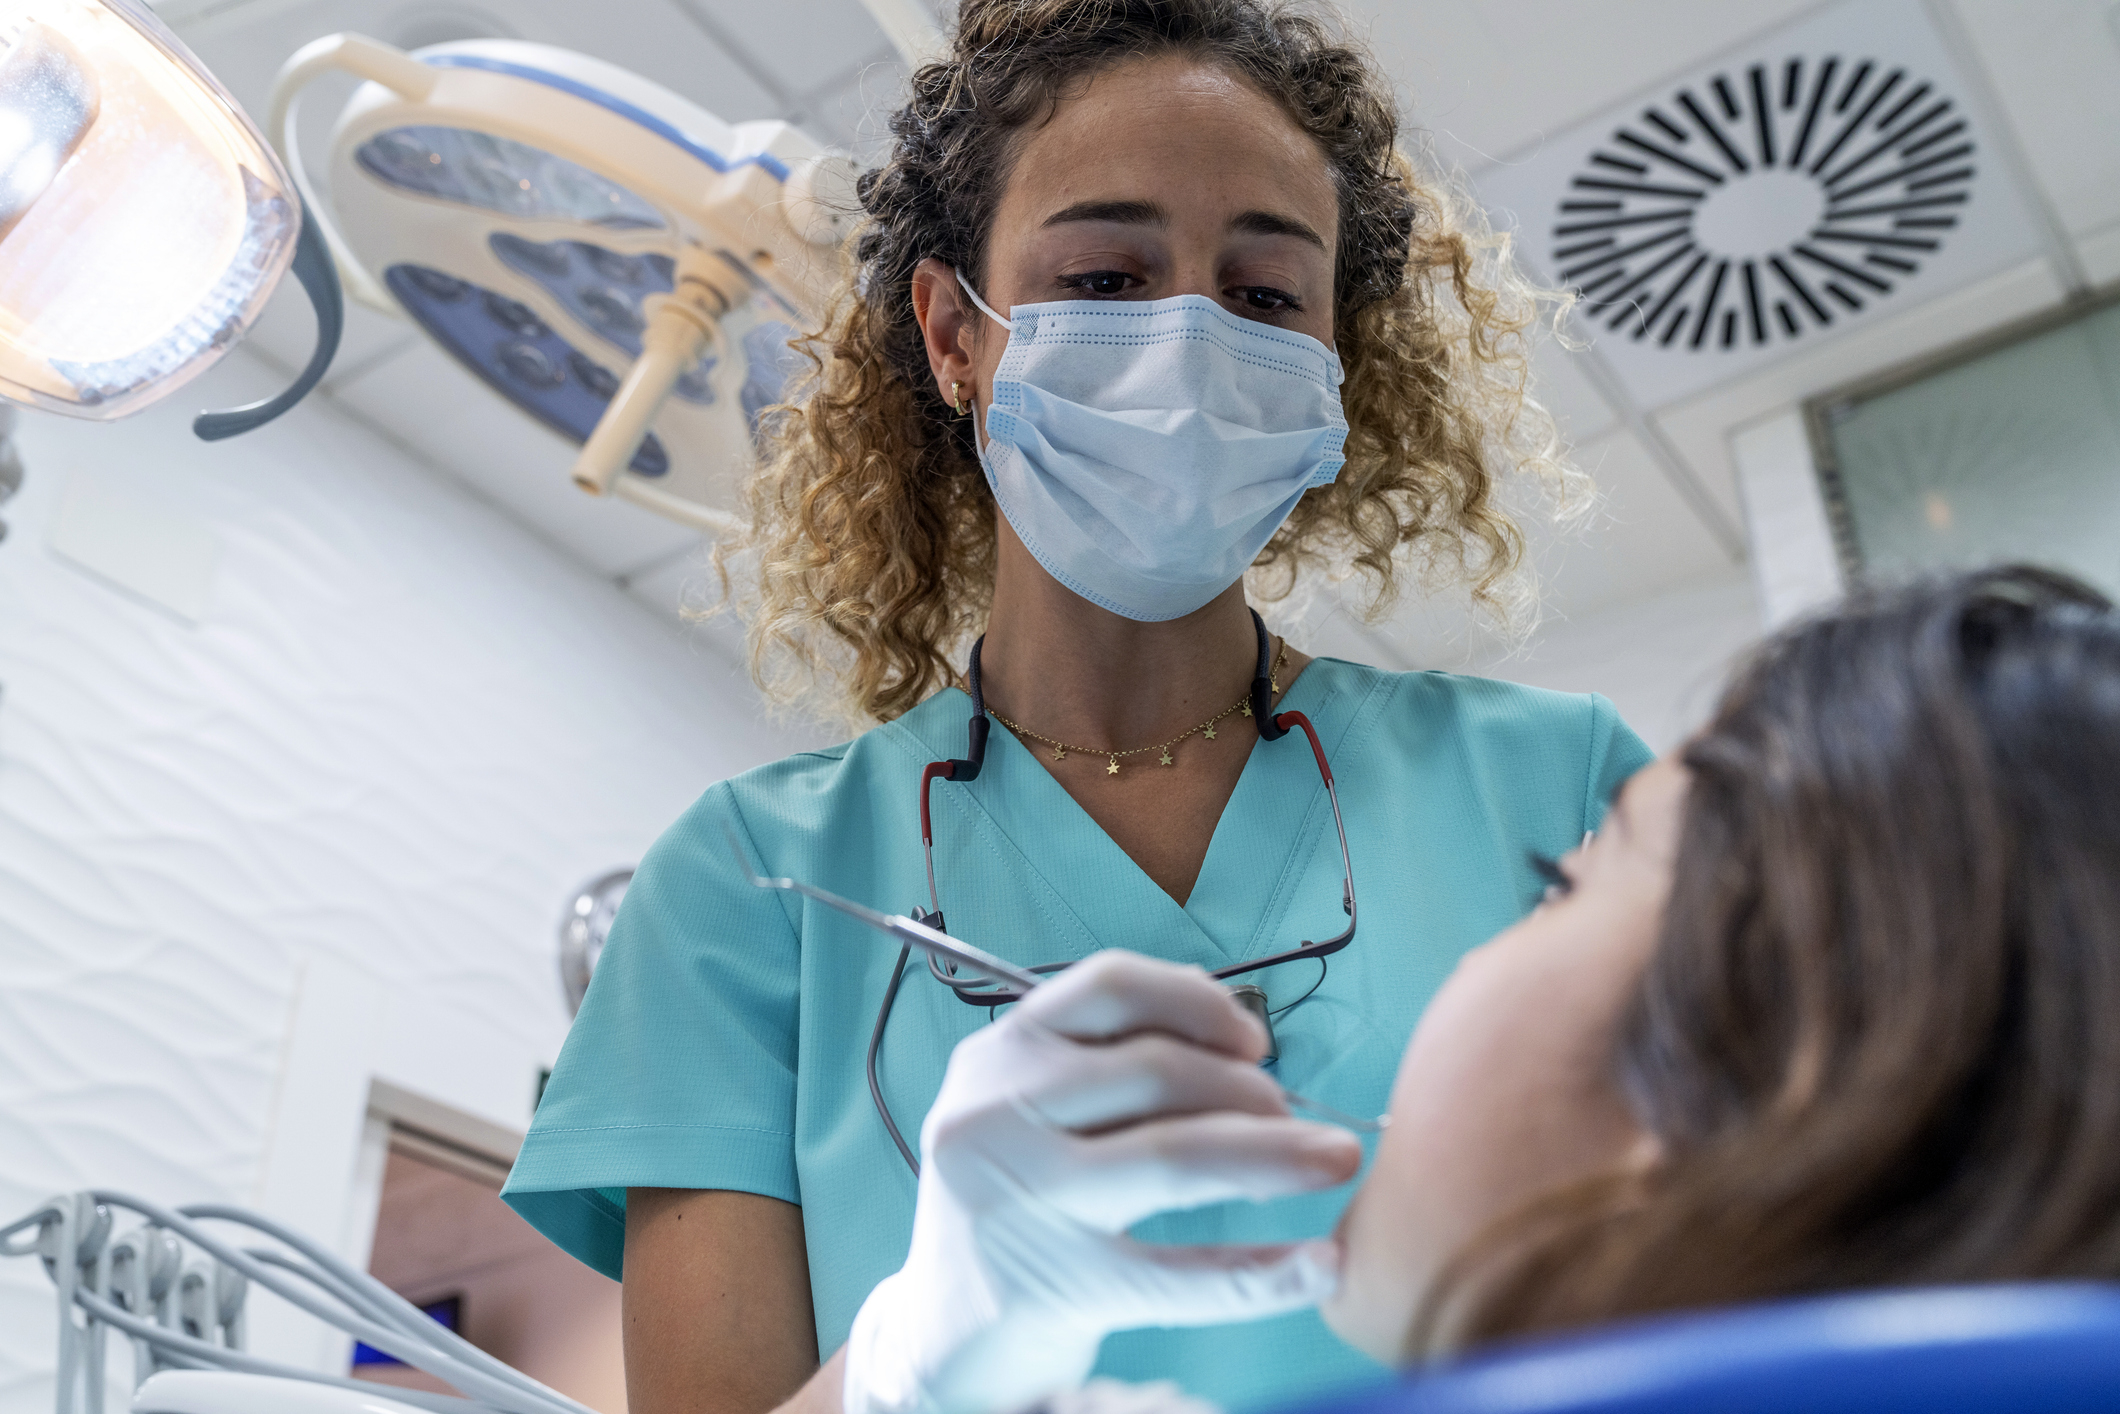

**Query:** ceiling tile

left=619, top=539, right=717, bottom=620
left=1946, top=0, right=2120, bottom=239
left=661, top=0, right=899, bottom=110
left=2079, top=218, right=2120, bottom=287
left=790, top=53, right=911, bottom=160
left=1544, top=426, right=1734, bottom=614
left=1358, top=0, right=1821, bottom=165
left=1471, top=0, right=2048, bottom=413
left=1532, top=335, right=1622, bottom=445
left=329, top=342, right=702, bottom=577
left=169, top=0, right=780, bottom=187
left=618, top=555, right=847, bottom=750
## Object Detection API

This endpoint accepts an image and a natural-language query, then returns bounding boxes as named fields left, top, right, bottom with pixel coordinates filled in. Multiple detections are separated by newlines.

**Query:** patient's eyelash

left=1528, top=851, right=1573, bottom=904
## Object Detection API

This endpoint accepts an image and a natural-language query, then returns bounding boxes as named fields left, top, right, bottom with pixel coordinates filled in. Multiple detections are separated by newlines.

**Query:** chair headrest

left=1305, top=1283, right=2120, bottom=1414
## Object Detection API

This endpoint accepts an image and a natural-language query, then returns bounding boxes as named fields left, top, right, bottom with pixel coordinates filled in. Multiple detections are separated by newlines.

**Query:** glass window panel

left=1819, top=299, right=2120, bottom=599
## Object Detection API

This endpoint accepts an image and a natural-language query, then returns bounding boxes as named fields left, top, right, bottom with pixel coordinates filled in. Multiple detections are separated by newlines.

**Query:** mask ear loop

left=954, top=268, right=1014, bottom=332
left=949, top=270, right=1011, bottom=458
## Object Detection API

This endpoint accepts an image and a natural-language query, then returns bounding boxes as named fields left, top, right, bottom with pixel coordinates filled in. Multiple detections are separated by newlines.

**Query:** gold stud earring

left=951, top=380, right=970, bottom=417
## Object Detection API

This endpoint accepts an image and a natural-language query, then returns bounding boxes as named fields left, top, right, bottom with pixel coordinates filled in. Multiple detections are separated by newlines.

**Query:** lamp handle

left=265, top=33, right=433, bottom=315
left=191, top=208, right=343, bottom=441
left=191, top=32, right=438, bottom=440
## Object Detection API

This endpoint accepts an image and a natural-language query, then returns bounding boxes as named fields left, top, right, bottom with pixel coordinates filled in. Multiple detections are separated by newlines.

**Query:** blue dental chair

left=1316, top=1283, right=2120, bottom=1414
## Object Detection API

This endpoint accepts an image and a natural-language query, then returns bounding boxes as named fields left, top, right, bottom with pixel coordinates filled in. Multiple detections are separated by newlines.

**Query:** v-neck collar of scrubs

left=880, top=658, right=1374, bottom=970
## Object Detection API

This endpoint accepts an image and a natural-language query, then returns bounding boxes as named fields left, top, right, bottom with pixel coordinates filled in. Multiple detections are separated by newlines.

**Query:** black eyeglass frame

left=866, top=609, right=1358, bottom=1174
left=912, top=608, right=1359, bottom=1002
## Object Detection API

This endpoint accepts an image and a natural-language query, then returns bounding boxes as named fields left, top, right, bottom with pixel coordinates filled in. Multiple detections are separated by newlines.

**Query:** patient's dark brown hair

left=1434, top=564, right=2120, bottom=1348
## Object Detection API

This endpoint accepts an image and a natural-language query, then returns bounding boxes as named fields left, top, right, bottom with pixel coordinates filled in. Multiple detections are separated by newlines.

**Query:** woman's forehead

left=999, top=55, right=1337, bottom=232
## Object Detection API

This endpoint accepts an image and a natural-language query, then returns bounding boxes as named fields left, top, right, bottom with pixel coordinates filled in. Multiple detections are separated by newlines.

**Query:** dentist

left=502, top=2, right=1650, bottom=1412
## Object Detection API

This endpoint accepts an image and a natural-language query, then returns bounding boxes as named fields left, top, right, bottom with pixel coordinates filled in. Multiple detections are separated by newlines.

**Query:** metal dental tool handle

left=729, top=844, right=1385, bottom=1134
left=742, top=870, right=1049, bottom=995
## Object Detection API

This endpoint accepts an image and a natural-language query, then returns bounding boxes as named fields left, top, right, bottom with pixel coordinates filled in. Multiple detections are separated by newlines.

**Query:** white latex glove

left=842, top=951, right=1362, bottom=1414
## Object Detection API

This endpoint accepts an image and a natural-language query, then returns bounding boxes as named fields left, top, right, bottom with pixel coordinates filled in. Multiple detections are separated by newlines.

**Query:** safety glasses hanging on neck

left=914, top=607, right=1358, bottom=1008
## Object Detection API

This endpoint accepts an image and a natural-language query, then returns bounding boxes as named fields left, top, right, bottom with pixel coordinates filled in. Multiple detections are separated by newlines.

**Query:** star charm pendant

left=1051, top=746, right=1066, bottom=761
left=1159, top=750, right=1174, bottom=766
left=1240, top=702, right=1253, bottom=717
left=1106, top=757, right=1121, bottom=776
left=1203, top=726, right=1217, bottom=741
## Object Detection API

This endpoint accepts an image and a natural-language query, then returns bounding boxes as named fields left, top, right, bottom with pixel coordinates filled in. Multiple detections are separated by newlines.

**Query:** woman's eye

left=1059, top=270, right=1136, bottom=298
left=1230, top=285, right=1302, bottom=314
left=1528, top=851, right=1574, bottom=905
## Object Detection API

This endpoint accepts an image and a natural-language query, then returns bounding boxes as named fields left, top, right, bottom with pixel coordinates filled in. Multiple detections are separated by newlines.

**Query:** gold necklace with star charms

left=987, top=640, right=1287, bottom=777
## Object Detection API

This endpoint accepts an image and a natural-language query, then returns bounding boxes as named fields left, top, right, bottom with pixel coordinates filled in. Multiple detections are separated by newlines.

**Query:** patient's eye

left=1528, top=851, right=1573, bottom=905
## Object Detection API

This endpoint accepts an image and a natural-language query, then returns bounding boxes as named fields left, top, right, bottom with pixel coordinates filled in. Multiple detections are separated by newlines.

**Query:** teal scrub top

left=503, top=657, right=1651, bottom=1410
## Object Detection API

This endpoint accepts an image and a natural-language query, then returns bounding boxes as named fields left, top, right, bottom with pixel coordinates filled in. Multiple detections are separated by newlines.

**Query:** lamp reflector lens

left=0, top=0, right=300, bottom=419
left=355, top=124, right=664, bottom=230
left=0, top=23, right=98, bottom=238
left=385, top=261, right=673, bottom=477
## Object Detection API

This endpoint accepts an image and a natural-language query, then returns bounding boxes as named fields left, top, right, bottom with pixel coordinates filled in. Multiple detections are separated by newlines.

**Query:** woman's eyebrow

left=1037, top=202, right=1325, bottom=252
left=1229, top=209, right=1326, bottom=250
left=1042, top=198, right=1165, bottom=228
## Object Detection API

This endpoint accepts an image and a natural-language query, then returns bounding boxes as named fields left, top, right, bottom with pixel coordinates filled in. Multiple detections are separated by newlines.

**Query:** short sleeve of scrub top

left=504, top=658, right=1653, bottom=1410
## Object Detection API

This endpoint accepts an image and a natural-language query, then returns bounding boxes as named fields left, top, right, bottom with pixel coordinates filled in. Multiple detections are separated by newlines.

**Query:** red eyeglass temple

left=920, top=761, right=953, bottom=849
left=1275, top=710, right=1333, bottom=787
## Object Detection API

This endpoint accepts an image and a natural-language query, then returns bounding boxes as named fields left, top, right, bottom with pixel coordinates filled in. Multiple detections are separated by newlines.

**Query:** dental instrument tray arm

left=2, top=1191, right=595, bottom=1414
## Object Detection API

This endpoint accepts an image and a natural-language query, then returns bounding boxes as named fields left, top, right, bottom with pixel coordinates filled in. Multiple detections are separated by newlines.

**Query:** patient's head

left=1325, top=565, right=2120, bottom=1361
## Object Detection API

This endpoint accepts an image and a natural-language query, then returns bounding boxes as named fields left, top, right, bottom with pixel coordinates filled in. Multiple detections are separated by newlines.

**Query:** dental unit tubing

left=2, top=1192, right=596, bottom=1414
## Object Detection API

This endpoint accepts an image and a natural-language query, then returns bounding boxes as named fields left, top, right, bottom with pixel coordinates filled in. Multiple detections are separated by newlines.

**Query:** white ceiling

left=157, top=0, right=2120, bottom=668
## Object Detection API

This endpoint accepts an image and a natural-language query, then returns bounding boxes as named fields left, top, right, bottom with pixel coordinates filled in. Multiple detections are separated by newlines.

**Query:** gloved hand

left=842, top=951, right=1363, bottom=1414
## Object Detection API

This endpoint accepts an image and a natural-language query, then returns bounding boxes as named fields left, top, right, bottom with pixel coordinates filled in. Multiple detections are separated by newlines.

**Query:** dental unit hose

left=2, top=1192, right=597, bottom=1414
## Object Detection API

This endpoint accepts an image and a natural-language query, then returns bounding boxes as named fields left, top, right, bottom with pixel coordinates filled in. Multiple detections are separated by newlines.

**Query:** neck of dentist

left=982, top=523, right=1271, bottom=753
left=952, top=271, right=1314, bottom=755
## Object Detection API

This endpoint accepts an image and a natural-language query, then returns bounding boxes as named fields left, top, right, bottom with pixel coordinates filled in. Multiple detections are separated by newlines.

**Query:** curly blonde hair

left=721, top=0, right=1575, bottom=724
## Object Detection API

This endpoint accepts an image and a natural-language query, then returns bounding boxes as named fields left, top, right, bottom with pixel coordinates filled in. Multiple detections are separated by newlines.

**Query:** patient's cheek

left=1324, top=867, right=1667, bottom=1362
left=1323, top=946, right=1537, bottom=1360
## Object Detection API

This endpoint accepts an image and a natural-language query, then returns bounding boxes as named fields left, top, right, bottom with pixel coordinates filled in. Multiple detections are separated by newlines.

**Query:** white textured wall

left=0, top=352, right=810, bottom=1410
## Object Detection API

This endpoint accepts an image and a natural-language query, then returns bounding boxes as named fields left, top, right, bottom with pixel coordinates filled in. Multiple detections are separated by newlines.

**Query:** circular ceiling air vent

left=1555, top=57, right=1975, bottom=352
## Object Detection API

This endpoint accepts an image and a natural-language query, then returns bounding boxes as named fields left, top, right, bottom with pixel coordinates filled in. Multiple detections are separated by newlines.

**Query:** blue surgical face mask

left=957, top=271, right=1347, bottom=623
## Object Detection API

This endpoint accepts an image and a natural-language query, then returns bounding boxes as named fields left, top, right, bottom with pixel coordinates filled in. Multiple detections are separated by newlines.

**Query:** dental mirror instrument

left=729, top=841, right=1385, bottom=1134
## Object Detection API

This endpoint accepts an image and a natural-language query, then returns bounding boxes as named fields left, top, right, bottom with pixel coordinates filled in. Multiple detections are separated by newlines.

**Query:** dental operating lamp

left=0, top=1, right=342, bottom=439
left=2, top=3, right=882, bottom=540
left=266, top=32, right=861, bottom=538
